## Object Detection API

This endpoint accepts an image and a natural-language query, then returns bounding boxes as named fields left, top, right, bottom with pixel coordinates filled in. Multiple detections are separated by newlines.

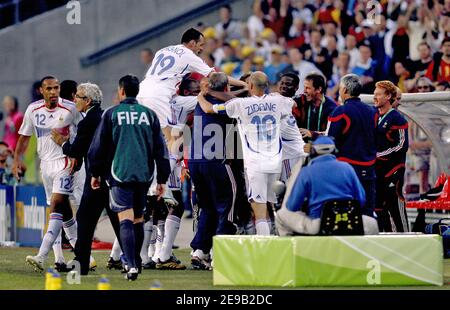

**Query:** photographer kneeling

left=276, top=136, right=378, bottom=235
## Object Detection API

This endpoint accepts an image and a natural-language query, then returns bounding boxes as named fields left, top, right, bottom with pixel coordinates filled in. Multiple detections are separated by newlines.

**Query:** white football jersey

left=138, top=44, right=213, bottom=101
left=19, top=98, right=81, bottom=162
left=277, top=94, right=307, bottom=160
left=222, top=93, right=292, bottom=173
left=168, top=95, right=198, bottom=128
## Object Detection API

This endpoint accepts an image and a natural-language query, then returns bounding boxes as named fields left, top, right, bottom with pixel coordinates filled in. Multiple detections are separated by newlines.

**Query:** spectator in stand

left=323, top=34, right=339, bottom=79
left=436, top=80, right=450, bottom=91
left=2, top=96, right=24, bottom=151
left=327, top=51, right=351, bottom=101
left=289, top=0, right=313, bottom=26
left=345, top=33, right=359, bottom=70
left=391, top=13, right=410, bottom=74
left=0, top=141, right=14, bottom=185
left=321, top=21, right=345, bottom=52
left=367, top=15, right=390, bottom=80
left=215, top=4, right=242, bottom=41
left=263, top=0, right=290, bottom=39
left=404, top=42, right=433, bottom=91
left=425, top=37, right=450, bottom=83
left=394, top=61, right=411, bottom=93
left=303, top=29, right=329, bottom=79
left=219, top=42, right=240, bottom=66
left=409, top=76, right=434, bottom=193
left=247, top=0, right=265, bottom=44
left=287, top=16, right=308, bottom=48
left=283, top=47, right=322, bottom=94
left=352, top=41, right=377, bottom=93
left=264, top=45, right=289, bottom=85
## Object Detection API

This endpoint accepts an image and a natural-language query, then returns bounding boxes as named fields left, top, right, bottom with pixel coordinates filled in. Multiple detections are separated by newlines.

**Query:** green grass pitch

left=0, top=247, right=449, bottom=290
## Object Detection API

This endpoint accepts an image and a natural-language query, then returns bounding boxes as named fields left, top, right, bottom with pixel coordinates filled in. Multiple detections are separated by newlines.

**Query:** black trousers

left=375, top=167, right=409, bottom=232
left=190, top=162, right=236, bottom=253
left=74, top=177, right=121, bottom=275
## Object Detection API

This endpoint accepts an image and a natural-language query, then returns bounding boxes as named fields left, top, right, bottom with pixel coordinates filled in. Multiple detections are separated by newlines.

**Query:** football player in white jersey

left=143, top=73, right=201, bottom=269
left=13, top=76, right=82, bottom=272
left=277, top=73, right=308, bottom=182
left=138, top=28, right=245, bottom=166
left=197, top=71, right=292, bottom=235
left=137, top=28, right=214, bottom=154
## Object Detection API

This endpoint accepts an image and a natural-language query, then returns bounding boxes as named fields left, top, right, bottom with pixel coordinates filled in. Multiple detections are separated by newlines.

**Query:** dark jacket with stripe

left=375, top=108, right=409, bottom=179
left=327, top=97, right=377, bottom=175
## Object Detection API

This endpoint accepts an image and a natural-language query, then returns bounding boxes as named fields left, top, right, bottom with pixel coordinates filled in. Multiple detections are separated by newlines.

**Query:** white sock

left=159, top=215, right=181, bottom=262
left=140, top=220, right=153, bottom=264
left=255, top=219, right=271, bottom=235
left=52, top=231, right=65, bottom=264
left=63, top=217, right=77, bottom=248
left=169, top=153, right=178, bottom=173
left=152, top=220, right=165, bottom=263
left=148, top=225, right=157, bottom=258
left=110, top=238, right=122, bottom=261
left=38, top=213, right=63, bottom=259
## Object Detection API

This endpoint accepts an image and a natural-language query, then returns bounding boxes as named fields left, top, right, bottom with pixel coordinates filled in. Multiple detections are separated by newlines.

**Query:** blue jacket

left=328, top=97, right=377, bottom=168
left=286, top=154, right=366, bottom=219
left=189, top=95, right=233, bottom=163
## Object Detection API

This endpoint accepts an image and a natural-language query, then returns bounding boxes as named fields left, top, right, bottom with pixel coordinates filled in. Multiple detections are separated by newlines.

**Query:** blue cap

left=312, top=136, right=336, bottom=155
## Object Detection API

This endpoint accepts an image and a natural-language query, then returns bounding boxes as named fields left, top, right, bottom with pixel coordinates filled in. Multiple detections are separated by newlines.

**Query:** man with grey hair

left=51, top=82, right=122, bottom=275
left=327, top=74, right=378, bottom=220
left=189, top=72, right=237, bottom=270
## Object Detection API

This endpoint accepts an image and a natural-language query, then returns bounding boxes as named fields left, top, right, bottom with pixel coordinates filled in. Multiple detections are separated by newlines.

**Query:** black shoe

left=126, top=268, right=139, bottom=281
left=191, top=256, right=212, bottom=271
left=142, top=260, right=157, bottom=270
left=54, top=262, right=74, bottom=273
left=106, top=257, right=122, bottom=270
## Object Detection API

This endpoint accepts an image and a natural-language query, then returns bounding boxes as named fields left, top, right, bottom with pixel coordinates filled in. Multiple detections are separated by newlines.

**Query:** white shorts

left=168, top=163, right=181, bottom=191
left=137, top=96, right=170, bottom=128
left=280, top=157, right=304, bottom=183
left=245, top=170, right=279, bottom=204
left=71, top=163, right=86, bottom=207
left=40, top=157, right=74, bottom=205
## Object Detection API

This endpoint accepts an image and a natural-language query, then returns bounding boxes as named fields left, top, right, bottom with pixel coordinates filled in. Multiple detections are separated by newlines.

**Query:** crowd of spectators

left=198, top=0, right=450, bottom=102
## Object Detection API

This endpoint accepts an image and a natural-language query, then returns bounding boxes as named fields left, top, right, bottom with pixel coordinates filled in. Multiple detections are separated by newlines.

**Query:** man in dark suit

left=51, top=82, right=121, bottom=275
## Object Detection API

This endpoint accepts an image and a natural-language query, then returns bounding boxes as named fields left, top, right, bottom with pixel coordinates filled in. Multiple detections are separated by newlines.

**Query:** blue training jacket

left=328, top=97, right=377, bottom=168
left=286, top=154, right=366, bottom=219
